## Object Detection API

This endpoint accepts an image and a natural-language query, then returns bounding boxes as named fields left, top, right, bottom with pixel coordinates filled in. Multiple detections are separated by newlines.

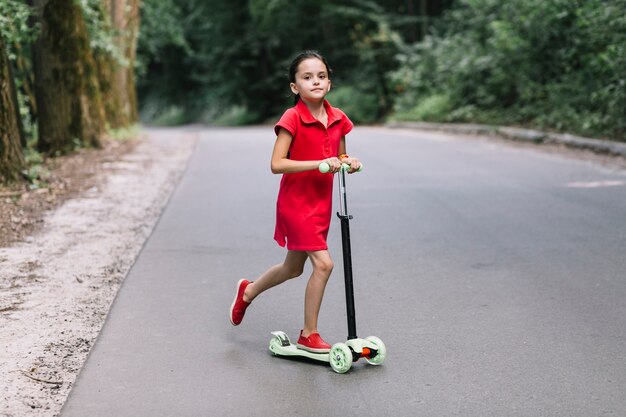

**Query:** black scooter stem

left=339, top=215, right=358, bottom=340
left=337, top=167, right=358, bottom=340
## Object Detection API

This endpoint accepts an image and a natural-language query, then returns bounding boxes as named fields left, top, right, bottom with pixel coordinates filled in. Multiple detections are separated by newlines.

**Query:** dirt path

left=0, top=128, right=197, bottom=417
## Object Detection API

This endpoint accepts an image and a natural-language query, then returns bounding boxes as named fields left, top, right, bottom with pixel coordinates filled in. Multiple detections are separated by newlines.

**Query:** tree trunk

left=420, top=0, right=428, bottom=39
left=125, top=0, right=140, bottom=124
left=33, top=0, right=105, bottom=154
left=97, top=0, right=140, bottom=129
left=0, top=36, right=25, bottom=183
left=7, top=51, right=26, bottom=148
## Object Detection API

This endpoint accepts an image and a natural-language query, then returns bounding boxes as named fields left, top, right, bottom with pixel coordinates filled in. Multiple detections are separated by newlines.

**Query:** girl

left=229, top=50, right=361, bottom=353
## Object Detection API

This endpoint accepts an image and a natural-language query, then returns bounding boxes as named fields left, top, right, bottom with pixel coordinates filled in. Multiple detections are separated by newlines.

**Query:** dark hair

left=288, top=50, right=333, bottom=105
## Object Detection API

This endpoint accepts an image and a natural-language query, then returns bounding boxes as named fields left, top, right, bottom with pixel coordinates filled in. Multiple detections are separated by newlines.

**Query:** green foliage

left=0, top=1, right=37, bottom=59
left=136, top=0, right=447, bottom=125
left=1, top=1, right=37, bottom=145
left=107, top=125, right=139, bottom=141
left=135, top=0, right=189, bottom=72
left=138, top=102, right=186, bottom=126
left=21, top=146, right=49, bottom=190
left=16, top=88, right=36, bottom=139
left=391, top=94, right=453, bottom=122
left=328, top=86, right=379, bottom=124
left=77, top=0, right=123, bottom=62
left=391, top=0, right=626, bottom=140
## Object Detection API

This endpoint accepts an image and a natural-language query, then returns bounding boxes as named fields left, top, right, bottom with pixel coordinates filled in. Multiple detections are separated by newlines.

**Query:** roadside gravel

left=0, top=128, right=197, bottom=417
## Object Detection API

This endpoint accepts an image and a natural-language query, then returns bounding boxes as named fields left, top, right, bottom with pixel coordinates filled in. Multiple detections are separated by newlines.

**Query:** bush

left=328, top=85, right=379, bottom=125
left=392, top=94, right=453, bottom=122
left=208, top=106, right=260, bottom=126
left=139, top=99, right=188, bottom=126
left=390, top=0, right=626, bottom=140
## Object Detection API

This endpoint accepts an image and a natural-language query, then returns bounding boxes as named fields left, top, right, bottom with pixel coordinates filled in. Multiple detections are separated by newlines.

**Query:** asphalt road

left=61, top=126, right=626, bottom=417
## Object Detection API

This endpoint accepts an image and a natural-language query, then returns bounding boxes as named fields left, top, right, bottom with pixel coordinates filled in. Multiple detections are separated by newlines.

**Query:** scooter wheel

left=364, top=336, right=386, bottom=365
left=269, top=335, right=285, bottom=355
left=329, top=343, right=352, bottom=374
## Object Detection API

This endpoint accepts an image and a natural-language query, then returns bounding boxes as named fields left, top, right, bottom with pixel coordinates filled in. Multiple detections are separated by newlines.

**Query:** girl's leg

left=302, top=250, right=334, bottom=337
left=244, top=250, right=307, bottom=302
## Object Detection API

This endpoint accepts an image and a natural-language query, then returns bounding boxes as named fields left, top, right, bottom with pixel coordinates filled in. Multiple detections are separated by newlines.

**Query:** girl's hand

left=341, top=156, right=361, bottom=174
left=322, top=157, right=342, bottom=173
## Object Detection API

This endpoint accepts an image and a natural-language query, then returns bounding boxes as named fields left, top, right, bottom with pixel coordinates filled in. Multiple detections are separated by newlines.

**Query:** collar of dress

left=295, top=99, right=342, bottom=127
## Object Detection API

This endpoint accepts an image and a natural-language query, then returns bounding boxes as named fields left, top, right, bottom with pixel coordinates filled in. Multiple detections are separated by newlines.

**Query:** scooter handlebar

left=319, top=162, right=363, bottom=174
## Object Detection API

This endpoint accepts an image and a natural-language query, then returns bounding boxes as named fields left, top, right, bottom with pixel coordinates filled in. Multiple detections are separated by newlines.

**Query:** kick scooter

left=269, top=162, right=386, bottom=374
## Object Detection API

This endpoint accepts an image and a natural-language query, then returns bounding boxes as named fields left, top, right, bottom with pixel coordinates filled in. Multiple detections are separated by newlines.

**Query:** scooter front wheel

left=329, top=343, right=352, bottom=374
left=364, top=336, right=386, bottom=365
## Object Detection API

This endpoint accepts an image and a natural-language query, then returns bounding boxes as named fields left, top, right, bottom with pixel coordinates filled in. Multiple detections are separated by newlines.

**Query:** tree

left=32, top=0, right=106, bottom=154
left=96, top=0, right=140, bottom=129
left=135, top=0, right=455, bottom=125
left=0, top=35, right=25, bottom=182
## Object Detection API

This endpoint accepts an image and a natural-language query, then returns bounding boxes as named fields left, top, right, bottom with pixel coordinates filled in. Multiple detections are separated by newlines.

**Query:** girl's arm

left=271, top=128, right=341, bottom=174
left=338, top=136, right=361, bottom=173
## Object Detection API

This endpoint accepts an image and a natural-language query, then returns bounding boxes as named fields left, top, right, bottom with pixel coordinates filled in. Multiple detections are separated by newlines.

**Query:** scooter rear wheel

left=269, top=331, right=291, bottom=355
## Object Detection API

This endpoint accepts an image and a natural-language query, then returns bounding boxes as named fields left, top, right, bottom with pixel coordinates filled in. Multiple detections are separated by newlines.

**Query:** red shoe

left=296, top=331, right=331, bottom=353
left=229, top=279, right=251, bottom=326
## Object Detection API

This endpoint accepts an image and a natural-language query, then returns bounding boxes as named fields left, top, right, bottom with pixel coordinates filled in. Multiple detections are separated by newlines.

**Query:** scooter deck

left=270, top=342, right=330, bottom=362
left=269, top=331, right=329, bottom=363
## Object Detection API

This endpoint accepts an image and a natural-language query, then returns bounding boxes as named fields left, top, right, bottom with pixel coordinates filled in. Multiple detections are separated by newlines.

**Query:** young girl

left=229, top=50, right=361, bottom=353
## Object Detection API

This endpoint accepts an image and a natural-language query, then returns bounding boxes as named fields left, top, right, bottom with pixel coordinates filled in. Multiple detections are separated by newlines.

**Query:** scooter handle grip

left=318, top=162, right=363, bottom=173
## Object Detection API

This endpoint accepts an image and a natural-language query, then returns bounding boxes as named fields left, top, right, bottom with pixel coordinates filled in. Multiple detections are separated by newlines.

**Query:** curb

left=386, top=121, right=626, bottom=158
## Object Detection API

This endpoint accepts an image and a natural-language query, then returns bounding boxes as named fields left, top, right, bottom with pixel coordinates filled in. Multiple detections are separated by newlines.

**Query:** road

left=61, top=126, right=626, bottom=416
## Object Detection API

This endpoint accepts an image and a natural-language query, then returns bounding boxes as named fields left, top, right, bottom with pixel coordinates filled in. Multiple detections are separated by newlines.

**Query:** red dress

left=273, top=99, right=353, bottom=251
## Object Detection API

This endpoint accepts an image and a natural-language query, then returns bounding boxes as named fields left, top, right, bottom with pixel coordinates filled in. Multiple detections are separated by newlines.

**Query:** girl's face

left=290, top=58, right=331, bottom=103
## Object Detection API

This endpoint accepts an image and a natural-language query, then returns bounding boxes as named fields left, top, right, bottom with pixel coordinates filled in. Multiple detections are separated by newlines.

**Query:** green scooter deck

left=269, top=331, right=329, bottom=363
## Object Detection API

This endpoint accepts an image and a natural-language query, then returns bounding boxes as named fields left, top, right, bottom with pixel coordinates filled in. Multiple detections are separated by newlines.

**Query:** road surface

left=62, top=126, right=626, bottom=416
